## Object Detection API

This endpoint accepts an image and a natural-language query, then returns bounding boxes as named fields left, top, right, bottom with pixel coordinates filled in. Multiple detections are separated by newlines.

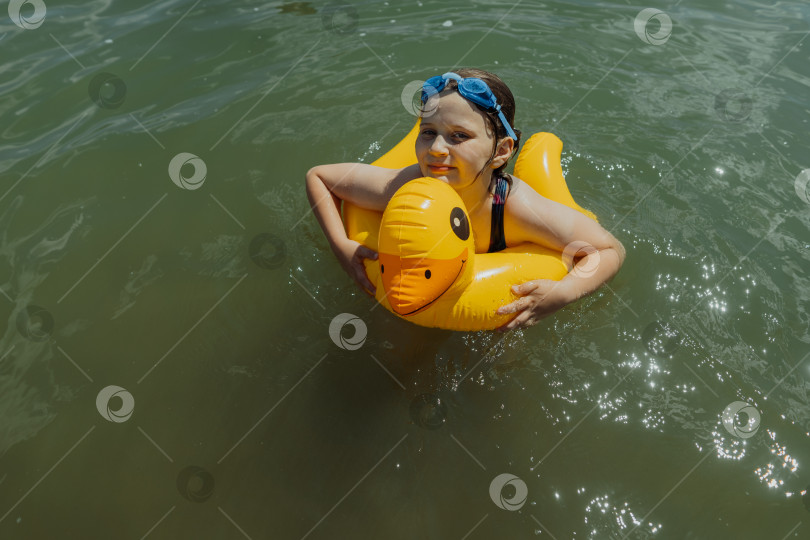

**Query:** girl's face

left=415, top=91, right=511, bottom=190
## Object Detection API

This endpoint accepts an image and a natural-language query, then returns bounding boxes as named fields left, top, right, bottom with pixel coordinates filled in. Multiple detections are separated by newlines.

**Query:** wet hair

left=421, top=67, right=521, bottom=195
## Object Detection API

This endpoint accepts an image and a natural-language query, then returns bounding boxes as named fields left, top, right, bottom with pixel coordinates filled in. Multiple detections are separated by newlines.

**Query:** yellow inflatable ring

left=343, top=121, right=597, bottom=331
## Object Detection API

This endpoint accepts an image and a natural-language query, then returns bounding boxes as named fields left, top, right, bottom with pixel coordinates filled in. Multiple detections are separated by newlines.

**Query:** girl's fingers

left=506, top=314, right=530, bottom=331
left=355, top=266, right=375, bottom=295
left=496, top=303, right=514, bottom=315
left=353, top=247, right=377, bottom=294
left=497, top=316, right=519, bottom=332
left=359, top=275, right=374, bottom=293
left=512, top=280, right=540, bottom=295
left=357, top=246, right=378, bottom=260
left=497, top=297, right=527, bottom=315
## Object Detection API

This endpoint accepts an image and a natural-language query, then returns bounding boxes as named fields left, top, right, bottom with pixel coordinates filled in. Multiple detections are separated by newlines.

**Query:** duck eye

left=449, top=207, right=469, bottom=241
left=425, top=269, right=431, bottom=279
left=381, top=264, right=384, bottom=273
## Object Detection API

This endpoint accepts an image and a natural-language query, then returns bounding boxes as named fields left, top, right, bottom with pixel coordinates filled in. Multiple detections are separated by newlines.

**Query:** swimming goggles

left=421, top=72, right=518, bottom=141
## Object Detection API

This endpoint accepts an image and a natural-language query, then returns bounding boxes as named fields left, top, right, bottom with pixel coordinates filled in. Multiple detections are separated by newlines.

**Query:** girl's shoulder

left=501, top=173, right=556, bottom=226
left=503, top=174, right=556, bottom=205
left=503, top=173, right=524, bottom=200
left=401, top=163, right=423, bottom=180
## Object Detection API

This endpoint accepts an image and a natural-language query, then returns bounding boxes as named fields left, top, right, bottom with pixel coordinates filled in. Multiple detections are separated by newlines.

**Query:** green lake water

left=1, top=0, right=809, bottom=538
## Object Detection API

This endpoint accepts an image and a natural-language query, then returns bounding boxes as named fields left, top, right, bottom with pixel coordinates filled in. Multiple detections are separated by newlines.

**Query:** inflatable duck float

left=343, top=121, right=596, bottom=331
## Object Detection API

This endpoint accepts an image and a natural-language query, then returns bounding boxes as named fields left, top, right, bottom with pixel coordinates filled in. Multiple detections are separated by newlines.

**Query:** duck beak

left=379, top=248, right=468, bottom=316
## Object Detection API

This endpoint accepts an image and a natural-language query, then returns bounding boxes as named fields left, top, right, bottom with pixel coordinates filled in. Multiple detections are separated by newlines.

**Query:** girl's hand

left=494, top=279, right=571, bottom=332
left=334, top=238, right=378, bottom=297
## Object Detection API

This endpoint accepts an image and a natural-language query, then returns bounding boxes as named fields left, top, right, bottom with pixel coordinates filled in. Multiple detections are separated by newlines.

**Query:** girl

left=305, top=68, right=625, bottom=332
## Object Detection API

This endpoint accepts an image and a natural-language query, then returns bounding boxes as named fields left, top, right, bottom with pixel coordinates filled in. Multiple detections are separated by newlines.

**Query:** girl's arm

left=304, top=163, right=417, bottom=294
left=495, top=183, right=626, bottom=329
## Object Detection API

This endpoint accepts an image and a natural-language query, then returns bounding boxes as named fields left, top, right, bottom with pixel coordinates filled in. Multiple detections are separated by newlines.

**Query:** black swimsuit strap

left=487, top=174, right=509, bottom=253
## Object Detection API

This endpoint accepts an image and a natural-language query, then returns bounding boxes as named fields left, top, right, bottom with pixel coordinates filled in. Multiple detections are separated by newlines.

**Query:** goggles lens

left=461, top=78, right=489, bottom=98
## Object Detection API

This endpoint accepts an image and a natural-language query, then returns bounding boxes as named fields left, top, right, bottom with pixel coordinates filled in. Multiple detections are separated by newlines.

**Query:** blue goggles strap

left=421, top=72, right=518, bottom=141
